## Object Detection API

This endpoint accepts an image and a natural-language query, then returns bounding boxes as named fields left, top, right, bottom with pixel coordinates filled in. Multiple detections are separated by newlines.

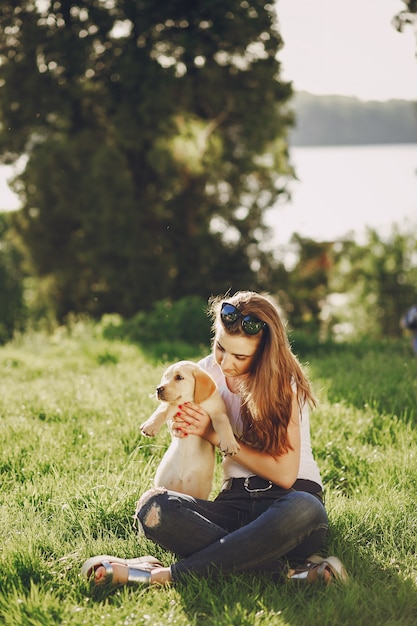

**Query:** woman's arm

left=173, top=395, right=301, bottom=490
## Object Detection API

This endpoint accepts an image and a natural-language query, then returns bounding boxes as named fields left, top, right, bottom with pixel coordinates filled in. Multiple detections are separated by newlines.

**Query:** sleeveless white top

left=198, top=354, right=323, bottom=488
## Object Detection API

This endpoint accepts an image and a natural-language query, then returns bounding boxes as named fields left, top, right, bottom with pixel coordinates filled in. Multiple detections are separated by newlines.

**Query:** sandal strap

left=99, top=561, right=115, bottom=585
left=126, top=567, right=152, bottom=585
left=290, top=562, right=320, bottom=582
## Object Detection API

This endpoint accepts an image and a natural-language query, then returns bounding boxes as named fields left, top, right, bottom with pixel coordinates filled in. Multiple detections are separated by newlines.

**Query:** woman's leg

left=135, top=487, right=248, bottom=556
left=171, top=491, right=327, bottom=581
left=136, top=488, right=328, bottom=582
left=86, top=488, right=241, bottom=588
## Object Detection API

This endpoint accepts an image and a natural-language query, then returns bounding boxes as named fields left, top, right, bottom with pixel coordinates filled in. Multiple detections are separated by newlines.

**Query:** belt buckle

left=244, top=477, right=273, bottom=493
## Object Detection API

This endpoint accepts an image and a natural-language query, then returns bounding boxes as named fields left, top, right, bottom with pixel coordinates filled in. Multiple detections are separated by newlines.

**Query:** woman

left=82, top=291, right=347, bottom=587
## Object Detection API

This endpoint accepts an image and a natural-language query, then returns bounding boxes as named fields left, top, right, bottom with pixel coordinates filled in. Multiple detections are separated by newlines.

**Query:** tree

left=0, top=213, right=26, bottom=342
left=266, top=227, right=417, bottom=342
left=330, top=227, right=417, bottom=339
left=0, top=1, right=293, bottom=320
left=273, top=235, right=334, bottom=336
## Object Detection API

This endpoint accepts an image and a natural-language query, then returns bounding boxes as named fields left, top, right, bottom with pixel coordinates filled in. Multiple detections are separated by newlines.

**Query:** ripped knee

left=135, top=487, right=167, bottom=530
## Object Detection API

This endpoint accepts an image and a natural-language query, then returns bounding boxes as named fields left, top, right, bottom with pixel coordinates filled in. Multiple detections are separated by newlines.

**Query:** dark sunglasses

left=220, top=302, right=266, bottom=335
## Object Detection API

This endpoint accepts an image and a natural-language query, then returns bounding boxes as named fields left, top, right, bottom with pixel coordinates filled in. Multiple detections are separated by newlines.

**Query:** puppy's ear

left=192, top=367, right=217, bottom=404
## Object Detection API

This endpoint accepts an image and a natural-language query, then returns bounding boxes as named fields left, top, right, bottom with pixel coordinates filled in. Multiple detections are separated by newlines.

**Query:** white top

left=198, top=354, right=323, bottom=488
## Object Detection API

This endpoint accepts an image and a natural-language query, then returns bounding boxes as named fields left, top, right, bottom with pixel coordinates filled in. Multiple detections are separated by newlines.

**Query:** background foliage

left=0, top=1, right=416, bottom=344
left=289, top=92, right=417, bottom=146
left=0, top=0, right=293, bottom=321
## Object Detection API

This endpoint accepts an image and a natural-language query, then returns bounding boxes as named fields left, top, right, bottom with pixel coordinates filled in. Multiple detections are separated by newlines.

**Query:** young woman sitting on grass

left=82, top=291, right=348, bottom=587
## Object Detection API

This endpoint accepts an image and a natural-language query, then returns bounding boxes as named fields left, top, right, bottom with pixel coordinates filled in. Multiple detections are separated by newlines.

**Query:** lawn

left=1, top=321, right=417, bottom=625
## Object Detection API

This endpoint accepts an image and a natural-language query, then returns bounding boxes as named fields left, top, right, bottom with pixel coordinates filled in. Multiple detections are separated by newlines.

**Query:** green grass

left=1, top=322, right=417, bottom=625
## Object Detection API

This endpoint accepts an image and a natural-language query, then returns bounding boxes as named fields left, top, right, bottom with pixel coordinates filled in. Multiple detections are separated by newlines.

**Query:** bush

left=102, top=296, right=212, bottom=360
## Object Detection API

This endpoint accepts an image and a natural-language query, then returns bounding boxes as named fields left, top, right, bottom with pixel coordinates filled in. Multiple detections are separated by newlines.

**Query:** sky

left=277, top=0, right=417, bottom=101
left=270, top=0, right=417, bottom=247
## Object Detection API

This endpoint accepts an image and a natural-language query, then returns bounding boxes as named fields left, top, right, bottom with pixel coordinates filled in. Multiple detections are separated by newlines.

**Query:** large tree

left=0, top=0, right=293, bottom=320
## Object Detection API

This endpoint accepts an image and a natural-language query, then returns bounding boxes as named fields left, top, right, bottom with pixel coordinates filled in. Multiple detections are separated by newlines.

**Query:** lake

left=1, top=144, right=417, bottom=246
left=265, top=143, right=417, bottom=249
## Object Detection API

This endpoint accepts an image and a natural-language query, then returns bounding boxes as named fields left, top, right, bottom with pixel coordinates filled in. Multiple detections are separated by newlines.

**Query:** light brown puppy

left=140, top=360, right=240, bottom=499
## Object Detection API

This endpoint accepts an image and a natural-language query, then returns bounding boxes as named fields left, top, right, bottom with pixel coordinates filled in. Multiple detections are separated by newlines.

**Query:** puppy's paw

left=140, top=422, right=158, bottom=437
left=219, top=438, right=240, bottom=456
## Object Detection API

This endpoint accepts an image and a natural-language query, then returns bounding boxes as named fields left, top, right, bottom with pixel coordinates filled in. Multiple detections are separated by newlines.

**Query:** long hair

left=208, top=291, right=316, bottom=457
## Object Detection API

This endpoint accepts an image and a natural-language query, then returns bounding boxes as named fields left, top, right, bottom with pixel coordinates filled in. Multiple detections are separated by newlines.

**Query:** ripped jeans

left=134, top=480, right=329, bottom=583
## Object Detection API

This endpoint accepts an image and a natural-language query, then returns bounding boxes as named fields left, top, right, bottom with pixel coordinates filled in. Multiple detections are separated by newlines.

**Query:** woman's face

left=213, top=327, right=261, bottom=378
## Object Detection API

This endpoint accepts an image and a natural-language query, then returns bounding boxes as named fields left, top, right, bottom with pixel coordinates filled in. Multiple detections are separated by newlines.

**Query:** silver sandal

left=81, top=554, right=164, bottom=588
left=289, top=554, right=348, bottom=584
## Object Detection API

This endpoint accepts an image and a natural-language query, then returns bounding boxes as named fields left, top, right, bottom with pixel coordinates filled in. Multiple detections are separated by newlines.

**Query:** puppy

left=140, top=360, right=240, bottom=499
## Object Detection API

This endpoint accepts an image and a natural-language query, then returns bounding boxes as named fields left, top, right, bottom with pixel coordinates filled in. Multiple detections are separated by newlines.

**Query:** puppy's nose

left=156, top=385, right=165, bottom=397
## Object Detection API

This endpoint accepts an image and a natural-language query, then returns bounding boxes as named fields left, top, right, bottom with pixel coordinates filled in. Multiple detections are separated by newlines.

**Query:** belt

left=222, top=476, right=324, bottom=500
left=222, top=476, right=276, bottom=493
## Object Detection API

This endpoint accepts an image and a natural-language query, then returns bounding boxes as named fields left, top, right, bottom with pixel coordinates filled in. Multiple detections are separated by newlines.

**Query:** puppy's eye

left=175, top=374, right=184, bottom=381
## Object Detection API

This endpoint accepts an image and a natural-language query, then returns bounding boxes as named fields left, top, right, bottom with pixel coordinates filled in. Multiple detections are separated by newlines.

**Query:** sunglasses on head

left=220, top=302, right=266, bottom=335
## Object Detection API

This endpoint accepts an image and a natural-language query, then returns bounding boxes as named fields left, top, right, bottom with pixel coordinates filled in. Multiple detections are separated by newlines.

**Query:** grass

left=1, top=321, right=417, bottom=625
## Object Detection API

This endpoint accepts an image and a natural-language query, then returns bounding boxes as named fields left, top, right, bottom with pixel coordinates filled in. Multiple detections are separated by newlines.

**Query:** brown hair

left=208, top=291, right=316, bottom=457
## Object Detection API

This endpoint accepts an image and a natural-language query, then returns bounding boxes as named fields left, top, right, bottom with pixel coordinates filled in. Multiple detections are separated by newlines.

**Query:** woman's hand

left=172, top=402, right=217, bottom=445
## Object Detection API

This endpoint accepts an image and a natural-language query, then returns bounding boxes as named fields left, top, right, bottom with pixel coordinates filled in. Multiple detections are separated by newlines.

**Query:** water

left=1, top=144, right=417, bottom=245
left=265, top=144, right=417, bottom=248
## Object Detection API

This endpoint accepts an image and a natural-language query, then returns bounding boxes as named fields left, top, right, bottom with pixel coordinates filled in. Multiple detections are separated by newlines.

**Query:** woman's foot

left=288, top=555, right=348, bottom=585
left=81, top=554, right=172, bottom=588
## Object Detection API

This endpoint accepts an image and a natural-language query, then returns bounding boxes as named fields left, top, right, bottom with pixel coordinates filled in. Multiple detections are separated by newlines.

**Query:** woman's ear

left=192, top=367, right=217, bottom=404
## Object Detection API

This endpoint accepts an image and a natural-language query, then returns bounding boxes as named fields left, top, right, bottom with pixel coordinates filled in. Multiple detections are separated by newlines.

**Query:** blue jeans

left=135, top=481, right=328, bottom=582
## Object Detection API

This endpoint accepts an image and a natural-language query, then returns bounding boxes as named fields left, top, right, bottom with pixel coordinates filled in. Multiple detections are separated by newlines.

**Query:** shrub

left=102, top=296, right=212, bottom=359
